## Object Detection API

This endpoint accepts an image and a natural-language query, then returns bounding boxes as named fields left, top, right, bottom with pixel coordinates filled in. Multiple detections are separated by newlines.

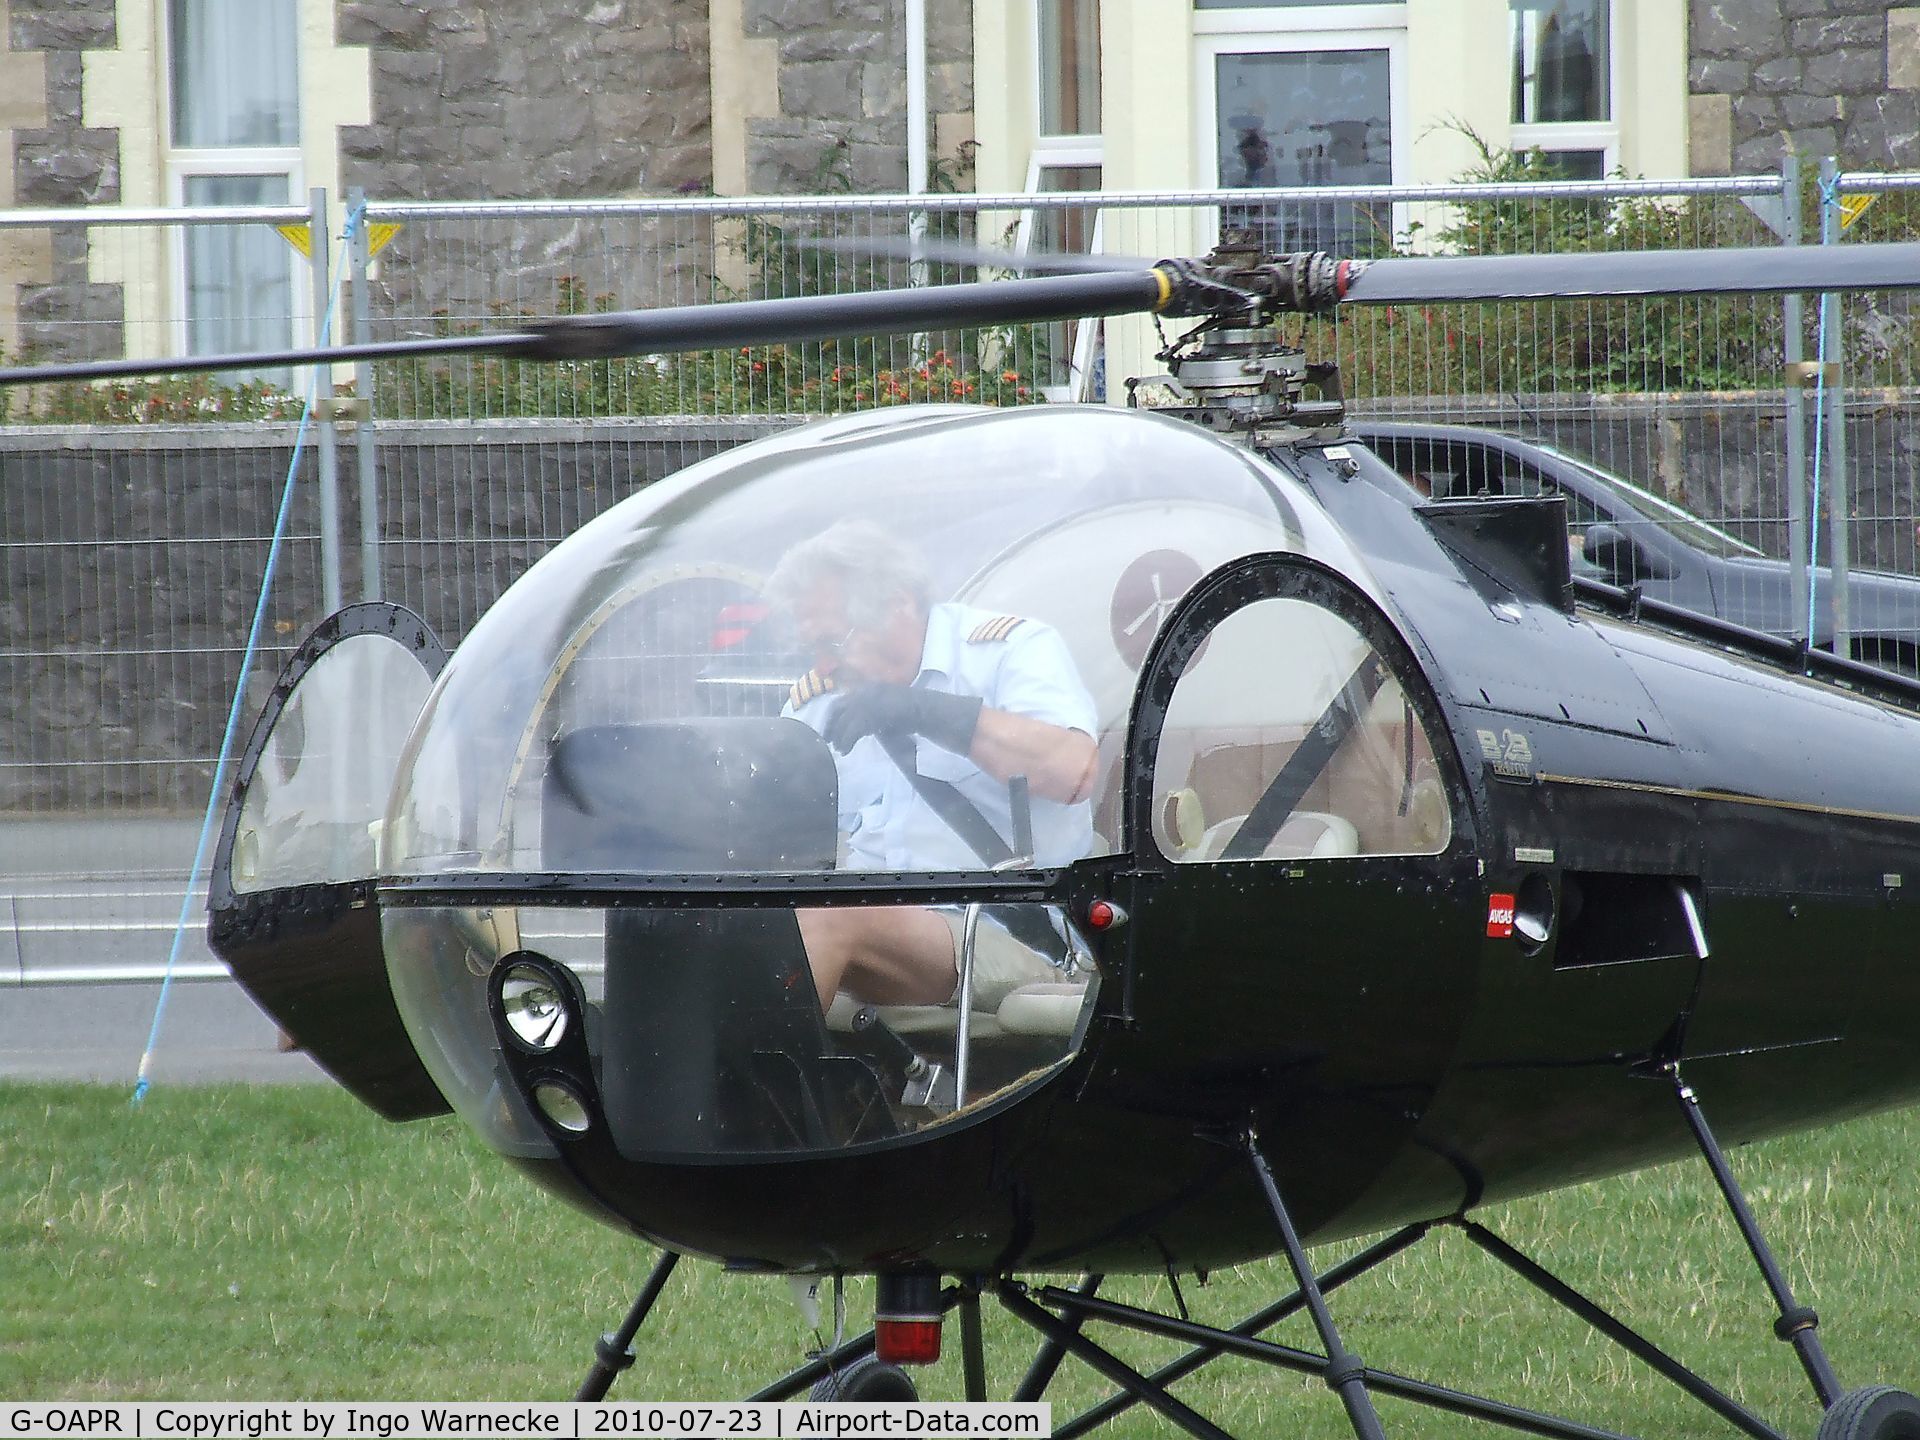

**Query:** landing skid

left=575, top=1076, right=1920, bottom=1438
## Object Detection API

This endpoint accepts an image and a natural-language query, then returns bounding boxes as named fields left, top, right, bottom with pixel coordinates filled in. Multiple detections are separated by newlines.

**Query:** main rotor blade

left=0, top=269, right=1170, bottom=387
left=1341, top=242, right=1920, bottom=304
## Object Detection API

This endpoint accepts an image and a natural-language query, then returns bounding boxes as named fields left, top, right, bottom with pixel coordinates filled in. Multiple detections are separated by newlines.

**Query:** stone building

left=1689, top=2, right=1920, bottom=175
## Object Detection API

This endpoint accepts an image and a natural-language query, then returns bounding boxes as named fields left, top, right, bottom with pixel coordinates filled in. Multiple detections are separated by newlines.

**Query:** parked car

left=1350, top=421, right=1920, bottom=675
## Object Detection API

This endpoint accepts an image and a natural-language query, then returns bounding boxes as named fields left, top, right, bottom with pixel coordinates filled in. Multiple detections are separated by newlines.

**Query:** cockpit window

left=1150, top=591, right=1452, bottom=863
left=233, top=633, right=435, bottom=892
left=383, top=405, right=1385, bottom=880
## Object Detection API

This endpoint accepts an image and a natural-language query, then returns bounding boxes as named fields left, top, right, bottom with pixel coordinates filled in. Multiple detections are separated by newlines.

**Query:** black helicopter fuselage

left=418, top=434, right=1920, bottom=1279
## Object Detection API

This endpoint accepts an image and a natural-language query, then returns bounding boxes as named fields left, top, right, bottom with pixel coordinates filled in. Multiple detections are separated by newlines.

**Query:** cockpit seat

left=994, top=981, right=1088, bottom=1036
left=824, top=977, right=1091, bottom=1041
left=825, top=993, right=1004, bottom=1039
left=1191, top=809, right=1360, bottom=862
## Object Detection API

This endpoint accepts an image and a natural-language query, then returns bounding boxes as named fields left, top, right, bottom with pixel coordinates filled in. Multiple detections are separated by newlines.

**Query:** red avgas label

left=1487, top=894, right=1517, bottom=939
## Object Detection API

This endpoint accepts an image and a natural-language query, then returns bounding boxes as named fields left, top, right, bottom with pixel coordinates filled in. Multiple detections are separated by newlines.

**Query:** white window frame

left=1191, top=3, right=1407, bottom=39
left=1030, top=0, right=1104, bottom=153
left=162, top=0, right=307, bottom=358
left=1015, top=146, right=1105, bottom=402
left=1193, top=22, right=1410, bottom=250
left=166, top=155, right=307, bottom=358
left=1508, top=4, right=1620, bottom=174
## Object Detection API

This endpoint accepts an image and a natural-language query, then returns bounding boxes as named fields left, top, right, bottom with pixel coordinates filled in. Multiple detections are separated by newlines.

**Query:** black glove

left=822, top=683, right=982, bottom=756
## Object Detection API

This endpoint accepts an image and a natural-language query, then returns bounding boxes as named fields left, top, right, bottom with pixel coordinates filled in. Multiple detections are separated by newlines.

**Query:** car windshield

left=1531, top=440, right=1764, bottom=559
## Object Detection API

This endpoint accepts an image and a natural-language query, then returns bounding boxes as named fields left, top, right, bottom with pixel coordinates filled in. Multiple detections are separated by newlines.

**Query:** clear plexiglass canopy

left=381, top=404, right=1380, bottom=880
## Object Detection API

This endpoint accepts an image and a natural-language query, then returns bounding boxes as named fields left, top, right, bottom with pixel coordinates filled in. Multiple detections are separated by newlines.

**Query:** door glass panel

left=1215, top=48, right=1391, bottom=254
left=1151, top=595, right=1452, bottom=862
left=231, top=633, right=435, bottom=892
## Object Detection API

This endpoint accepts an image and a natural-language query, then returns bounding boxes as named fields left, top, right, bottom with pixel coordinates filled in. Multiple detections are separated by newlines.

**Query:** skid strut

left=575, top=1249, right=681, bottom=1401
left=1245, top=1129, right=1389, bottom=1440
left=571, top=1080, right=1856, bottom=1438
left=1668, top=1066, right=1844, bottom=1409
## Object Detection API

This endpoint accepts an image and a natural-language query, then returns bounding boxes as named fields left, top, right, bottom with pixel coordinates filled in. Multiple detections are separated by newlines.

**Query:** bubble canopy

left=380, top=404, right=1377, bottom=882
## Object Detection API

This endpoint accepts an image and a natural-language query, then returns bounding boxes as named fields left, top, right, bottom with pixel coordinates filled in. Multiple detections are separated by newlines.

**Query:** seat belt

left=876, top=733, right=1017, bottom=866
left=873, top=733, right=1067, bottom=963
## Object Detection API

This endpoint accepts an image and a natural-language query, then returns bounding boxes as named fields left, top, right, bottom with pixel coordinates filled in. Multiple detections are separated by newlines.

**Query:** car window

left=1527, top=442, right=1763, bottom=559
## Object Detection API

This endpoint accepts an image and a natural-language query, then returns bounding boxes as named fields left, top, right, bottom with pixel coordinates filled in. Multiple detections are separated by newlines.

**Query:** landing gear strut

left=569, top=1082, right=1919, bottom=1438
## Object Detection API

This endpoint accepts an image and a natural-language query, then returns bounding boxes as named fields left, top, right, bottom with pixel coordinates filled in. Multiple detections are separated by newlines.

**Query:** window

left=1150, top=590, right=1453, bottom=863
left=1022, top=2, right=1105, bottom=398
left=1038, top=0, right=1100, bottom=138
left=1199, top=29, right=1401, bottom=257
left=168, top=0, right=301, bottom=363
left=1509, top=0, right=1614, bottom=176
left=170, top=0, right=298, bottom=147
left=181, top=174, right=296, bottom=360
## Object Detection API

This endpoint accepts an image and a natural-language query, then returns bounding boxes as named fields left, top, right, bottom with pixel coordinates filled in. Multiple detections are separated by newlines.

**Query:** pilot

left=765, top=519, right=1100, bottom=1012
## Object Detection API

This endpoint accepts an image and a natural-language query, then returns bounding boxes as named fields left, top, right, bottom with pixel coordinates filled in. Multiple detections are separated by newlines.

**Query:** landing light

left=533, top=1081, right=591, bottom=1134
left=501, top=962, right=569, bottom=1051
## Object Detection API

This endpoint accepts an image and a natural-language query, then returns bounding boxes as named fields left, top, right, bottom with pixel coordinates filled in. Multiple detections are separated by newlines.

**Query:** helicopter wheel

left=1818, top=1388, right=1920, bottom=1440
left=809, top=1354, right=920, bottom=1402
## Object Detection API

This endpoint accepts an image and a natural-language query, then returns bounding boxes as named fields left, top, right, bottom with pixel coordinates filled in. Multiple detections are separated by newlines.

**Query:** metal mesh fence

left=7, top=171, right=1920, bottom=987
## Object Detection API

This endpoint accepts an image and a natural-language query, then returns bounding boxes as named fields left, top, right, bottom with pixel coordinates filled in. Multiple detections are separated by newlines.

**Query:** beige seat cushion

left=995, top=981, right=1089, bottom=1036
left=1191, top=809, right=1360, bottom=862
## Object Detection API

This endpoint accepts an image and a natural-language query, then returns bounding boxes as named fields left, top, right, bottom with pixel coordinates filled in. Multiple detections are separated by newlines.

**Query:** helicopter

left=12, top=232, right=1920, bottom=1440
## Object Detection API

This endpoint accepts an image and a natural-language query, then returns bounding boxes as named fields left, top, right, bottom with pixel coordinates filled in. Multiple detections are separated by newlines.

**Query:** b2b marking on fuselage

left=1477, top=727, right=1535, bottom=781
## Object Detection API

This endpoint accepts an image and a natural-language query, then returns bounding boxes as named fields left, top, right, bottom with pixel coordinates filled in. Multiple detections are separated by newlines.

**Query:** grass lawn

left=2, top=1082, right=1917, bottom=1437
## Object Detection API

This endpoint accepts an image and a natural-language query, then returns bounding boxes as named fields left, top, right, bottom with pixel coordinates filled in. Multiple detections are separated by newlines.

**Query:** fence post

left=349, top=186, right=382, bottom=603
left=1819, top=156, right=1851, bottom=655
left=1780, top=153, right=1809, bottom=641
left=309, top=185, right=344, bottom=615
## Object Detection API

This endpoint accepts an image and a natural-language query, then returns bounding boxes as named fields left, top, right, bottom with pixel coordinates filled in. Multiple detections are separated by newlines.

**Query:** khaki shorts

left=938, top=909, right=1061, bottom=1011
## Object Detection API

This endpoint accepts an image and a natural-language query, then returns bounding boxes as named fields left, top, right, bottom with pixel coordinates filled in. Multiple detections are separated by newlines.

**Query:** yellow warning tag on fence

left=366, top=221, right=403, bottom=258
left=1839, top=193, right=1877, bottom=230
left=275, top=221, right=402, bottom=259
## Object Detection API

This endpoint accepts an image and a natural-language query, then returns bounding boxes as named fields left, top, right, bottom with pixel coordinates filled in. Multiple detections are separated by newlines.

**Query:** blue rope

left=1806, top=172, right=1840, bottom=645
left=133, top=201, right=366, bottom=1104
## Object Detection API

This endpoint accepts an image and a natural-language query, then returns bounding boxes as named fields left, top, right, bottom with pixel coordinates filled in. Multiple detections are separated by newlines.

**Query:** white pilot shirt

left=785, top=602, right=1099, bottom=870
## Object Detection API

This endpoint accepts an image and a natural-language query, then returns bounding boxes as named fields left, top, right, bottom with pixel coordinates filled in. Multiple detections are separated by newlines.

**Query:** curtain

left=184, top=174, right=294, bottom=367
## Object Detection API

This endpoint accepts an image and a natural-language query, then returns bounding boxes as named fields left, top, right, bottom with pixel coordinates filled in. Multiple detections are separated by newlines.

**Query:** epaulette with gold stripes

left=967, top=615, right=1024, bottom=644
left=789, top=668, right=836, bottom=709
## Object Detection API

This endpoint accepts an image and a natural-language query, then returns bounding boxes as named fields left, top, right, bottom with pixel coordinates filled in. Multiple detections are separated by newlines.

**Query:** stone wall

left=337, top=1, right=710, bottom=201
left=1691, top=2, right=1920, bottom=173
left=5, top=0, right=119, bottom=207
left=3, top=0, right=122, bottom=366
left=741, top=0, right=974, bottom=194
left=8, top=403, right=1919, bottom=814
left=0, top=417, right=781, bottom=812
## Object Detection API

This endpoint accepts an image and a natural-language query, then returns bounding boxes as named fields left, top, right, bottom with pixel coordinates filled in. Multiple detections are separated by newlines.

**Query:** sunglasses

left=814, top=621, right=859, bottom=658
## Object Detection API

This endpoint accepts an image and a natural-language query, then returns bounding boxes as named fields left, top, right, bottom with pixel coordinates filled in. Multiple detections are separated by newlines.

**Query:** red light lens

left=874, top=1317, right=943, bottom=1365
left=1088, top=900, right=1115, bottom=930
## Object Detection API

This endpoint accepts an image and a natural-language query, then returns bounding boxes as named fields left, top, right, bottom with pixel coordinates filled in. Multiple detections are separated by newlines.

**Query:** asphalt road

left=0, top=979, right=331, bottom=1086
left=3, top=813, right=333, bottom=1086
